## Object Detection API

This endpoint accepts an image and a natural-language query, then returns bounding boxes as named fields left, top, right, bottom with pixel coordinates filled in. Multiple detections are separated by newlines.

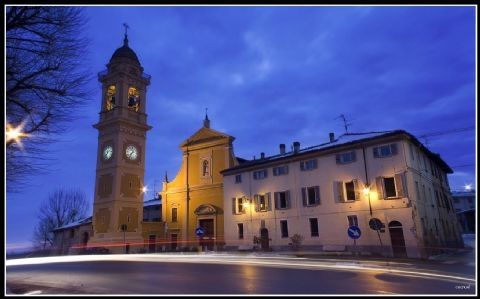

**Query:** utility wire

left=416, top=126, right=475, bottom=138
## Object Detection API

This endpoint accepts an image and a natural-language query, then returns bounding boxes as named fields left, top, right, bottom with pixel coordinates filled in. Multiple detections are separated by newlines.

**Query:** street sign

left=369, top=218, right=384, bottom=231
left=347, top=225, right=361, bottom=239
left=195, top=226, right=205, bottom=237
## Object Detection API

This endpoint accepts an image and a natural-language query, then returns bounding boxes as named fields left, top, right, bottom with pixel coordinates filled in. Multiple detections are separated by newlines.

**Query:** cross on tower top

left=122, top=23, right=130, bottom=46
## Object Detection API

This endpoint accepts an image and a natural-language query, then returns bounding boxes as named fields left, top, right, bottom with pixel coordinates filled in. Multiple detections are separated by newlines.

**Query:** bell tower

left=89, top=26, right=152, bottom=252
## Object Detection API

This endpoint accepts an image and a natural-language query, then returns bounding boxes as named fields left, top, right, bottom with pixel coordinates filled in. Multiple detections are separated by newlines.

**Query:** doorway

left=260, top=228, right=269, bottom=251
left=199, top=219, right=214, bottom=250
left=149, top=235, right=156, bottom=253
left=171, top=234, right=178, bottom=251
left=389, top=221, right=407, bottom=258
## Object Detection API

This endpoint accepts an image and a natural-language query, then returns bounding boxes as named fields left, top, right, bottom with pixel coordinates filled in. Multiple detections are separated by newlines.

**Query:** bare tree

left=32, top=188, right=89, bottom=249
left=6, top=6, right=92, bottom=192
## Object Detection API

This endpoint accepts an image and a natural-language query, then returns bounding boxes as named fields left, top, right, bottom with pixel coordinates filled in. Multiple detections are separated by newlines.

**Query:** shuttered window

left=302, top=186, right=321, bottom=206
left=238, top=223, right=244, bottom=239
left=300, top=159, right=317, bottom=171
left=274, top=191, right=290, bottom=209
left=335, top=151, right=356, bottom=164
left=273, top=165, right=289, bottom=176
left=373, top=143, right=398, bottom=158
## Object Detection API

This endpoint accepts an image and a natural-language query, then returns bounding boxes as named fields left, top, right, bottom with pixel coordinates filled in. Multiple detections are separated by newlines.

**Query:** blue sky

left=6, top=5, right=476, bottom=251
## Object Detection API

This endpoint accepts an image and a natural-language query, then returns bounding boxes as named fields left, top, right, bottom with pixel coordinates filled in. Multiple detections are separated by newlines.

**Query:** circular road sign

left=348, top=225, right=361, bottom=239
left=369, top=218, right=384, bottom=231
left=195, top=227, right=205, bottom=237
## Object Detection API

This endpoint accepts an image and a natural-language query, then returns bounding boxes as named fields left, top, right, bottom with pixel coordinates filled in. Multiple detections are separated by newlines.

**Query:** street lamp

left=6, top=122, right=28, bottom=147
left=363, top=186, right=372, bottom=216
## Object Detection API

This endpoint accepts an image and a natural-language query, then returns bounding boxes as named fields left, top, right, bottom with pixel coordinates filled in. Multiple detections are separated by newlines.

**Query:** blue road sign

left=195, top=227, right=205, bottom=237
left=348, top=225, right=361, bottom=239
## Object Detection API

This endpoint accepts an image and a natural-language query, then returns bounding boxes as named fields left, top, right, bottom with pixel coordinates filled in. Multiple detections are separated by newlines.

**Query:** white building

left=222, top=130, right=463, bottom=259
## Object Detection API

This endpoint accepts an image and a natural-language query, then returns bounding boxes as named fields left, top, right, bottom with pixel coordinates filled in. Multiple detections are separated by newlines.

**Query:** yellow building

left=161, top=116, right=239, bottom=250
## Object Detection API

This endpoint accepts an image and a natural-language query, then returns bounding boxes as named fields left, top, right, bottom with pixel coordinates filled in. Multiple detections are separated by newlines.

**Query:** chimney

left=293, top=141, right=300, bottom=153
left=329, top=132, right=335, bottom=143
left=260, top=152, right=265, bottom=159
left=279, top=144, right=286, bottom=154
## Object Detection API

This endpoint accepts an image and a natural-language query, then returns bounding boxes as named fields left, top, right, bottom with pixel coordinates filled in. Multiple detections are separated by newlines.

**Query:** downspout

left=362, top=145, right=372, bottom=216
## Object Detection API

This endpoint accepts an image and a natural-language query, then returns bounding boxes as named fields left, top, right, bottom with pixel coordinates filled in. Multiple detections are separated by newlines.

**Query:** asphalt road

left=6, top=255, right=476, bottom=295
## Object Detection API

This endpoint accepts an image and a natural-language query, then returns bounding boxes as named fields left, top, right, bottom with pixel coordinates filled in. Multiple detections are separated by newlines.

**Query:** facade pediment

left=181, top=127, right=234, bottom=148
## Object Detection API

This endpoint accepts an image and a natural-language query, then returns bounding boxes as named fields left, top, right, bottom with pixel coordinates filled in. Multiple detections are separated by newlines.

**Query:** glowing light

left=362, top=187, right=370, bottom=196
left=142, top=186, right=148, bottom=193
left=6, top=123, right=28, bottom=146
left=464, top=184, right=472, bottom=191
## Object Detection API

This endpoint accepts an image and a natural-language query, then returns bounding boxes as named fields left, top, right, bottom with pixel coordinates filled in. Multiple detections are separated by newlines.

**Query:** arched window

left=128, top=87, right=140, bottom=112
left=202, top=160, right=210, bottom=177
left=106, top=85, right=116, bottom=111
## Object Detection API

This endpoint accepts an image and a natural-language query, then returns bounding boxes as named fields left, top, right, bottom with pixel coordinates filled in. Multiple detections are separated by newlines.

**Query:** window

left=373, top=143, right=398, bottom=158
left=300, top=159, right=317, bottom=171
left=232, top=197, right=246, bottom=214
left=273, top=165, right=289, bottom=176
left=302, top=186, right=320, bottom=206
left=238, top=223, right=244, bottom=239
left=254, top=193, right=271, bottom=212
left=253, top=169, right=268, bottom=180
left=106, top=85, right=116, bottom=111
left=280, top=220, right=289, bottom=238
left=377, top=174, right=407, bottom=200
left=127, top=214, right=131, bottom=223
left=70, top=229, right=75, bottom=238
left=202, top=160, right=210, bottom=177
left=127, top=87, right=140, bottom=112
left=172, top=208, right=177, bottom=223
left=237, top=197, right=245, bottom=214
left=335, top=180, right=359, bottom=202
left=259, top=195, right=267, bottom=211
left=345, top=181, right=356, bottom=201
left=274, top=191, right=290, bottom=209
left=384, top=177, right=397, bottom=198
left=310, top=218, right=319, bottom=237
left=235, top=174, right=242, bottom=184
left=347, top=215, right=358, bottom=227
left=336, top=151, right=356, bottom=164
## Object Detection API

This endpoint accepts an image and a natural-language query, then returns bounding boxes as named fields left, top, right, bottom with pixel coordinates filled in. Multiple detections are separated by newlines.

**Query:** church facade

left=160, top=116, right=240, bottom=251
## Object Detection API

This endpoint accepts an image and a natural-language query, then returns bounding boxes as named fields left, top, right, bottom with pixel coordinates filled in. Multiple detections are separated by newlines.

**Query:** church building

left=160, top=115, right=240, bottom=251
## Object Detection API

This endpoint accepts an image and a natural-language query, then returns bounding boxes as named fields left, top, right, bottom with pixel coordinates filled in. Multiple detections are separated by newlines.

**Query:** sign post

left=347, top=225, right=361, bottom=257
left=195, top=227, right=205, bottom=252
left=369, top=218, right=388, bottom=264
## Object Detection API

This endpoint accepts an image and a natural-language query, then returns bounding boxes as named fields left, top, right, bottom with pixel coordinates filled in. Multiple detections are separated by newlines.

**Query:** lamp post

left=243, top=196, right=255, bottom=250
left=121, top=224, right=127, bottom=253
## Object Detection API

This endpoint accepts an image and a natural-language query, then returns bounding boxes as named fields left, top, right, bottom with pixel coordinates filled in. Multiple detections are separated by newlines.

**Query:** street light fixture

left=6, top=123, right=28, bottom=147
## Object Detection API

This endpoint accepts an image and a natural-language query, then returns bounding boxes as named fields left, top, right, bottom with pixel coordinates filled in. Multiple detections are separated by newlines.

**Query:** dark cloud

left=7, top=6, right=475, bottom=249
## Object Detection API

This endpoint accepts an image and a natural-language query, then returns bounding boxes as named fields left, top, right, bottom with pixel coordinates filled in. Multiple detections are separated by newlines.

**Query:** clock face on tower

left=103, top=145, right=113, bottom=161
left=125, top=145, right=138, bottom=160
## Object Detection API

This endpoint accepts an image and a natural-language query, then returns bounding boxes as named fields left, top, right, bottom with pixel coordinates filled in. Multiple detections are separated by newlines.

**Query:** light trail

left=6, top=254, right=475, bottom=284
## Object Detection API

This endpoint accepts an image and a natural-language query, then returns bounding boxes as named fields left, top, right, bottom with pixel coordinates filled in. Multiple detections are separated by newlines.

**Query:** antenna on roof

left=335, top=114, right=352, bottom=134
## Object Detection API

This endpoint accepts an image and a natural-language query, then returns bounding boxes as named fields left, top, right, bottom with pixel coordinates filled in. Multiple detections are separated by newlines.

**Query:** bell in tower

left=89, top=25, right=152, bottom=253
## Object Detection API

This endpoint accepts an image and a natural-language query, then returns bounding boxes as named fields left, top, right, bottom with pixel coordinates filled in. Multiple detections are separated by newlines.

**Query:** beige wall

left=224, top=135, right=462, bottom=258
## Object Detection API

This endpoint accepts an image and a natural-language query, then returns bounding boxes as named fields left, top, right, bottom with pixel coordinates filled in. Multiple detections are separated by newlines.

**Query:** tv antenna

left=335, top=114, right=352, bottom=134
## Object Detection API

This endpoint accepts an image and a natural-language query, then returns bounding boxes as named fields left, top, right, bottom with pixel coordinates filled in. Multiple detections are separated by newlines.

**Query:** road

left=6, top=253, right=476, bottom=295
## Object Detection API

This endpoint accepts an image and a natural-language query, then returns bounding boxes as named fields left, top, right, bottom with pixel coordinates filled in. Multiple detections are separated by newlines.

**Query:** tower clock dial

left=125, top=145, right=138, bottom=160
left=103, top=145, right=113, bottom=160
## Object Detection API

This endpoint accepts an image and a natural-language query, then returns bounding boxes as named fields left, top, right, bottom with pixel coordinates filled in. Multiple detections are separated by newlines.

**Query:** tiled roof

left=222, top=130, right=453, bottom=174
